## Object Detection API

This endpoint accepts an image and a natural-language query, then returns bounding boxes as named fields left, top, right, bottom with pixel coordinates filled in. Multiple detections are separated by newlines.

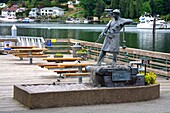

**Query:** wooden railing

left=69, top=39, right=170, bottom=76
left=44, top=38, right=170, bottom=76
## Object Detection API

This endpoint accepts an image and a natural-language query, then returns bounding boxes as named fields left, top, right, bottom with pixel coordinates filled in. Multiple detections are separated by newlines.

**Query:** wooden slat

left=44, top=65, right=65, bottom=69
left=43, top=57, right=82, bottom=62
left=0, top=39, right=17, bottom=42
left=45, top=45, right=70, bottom=48
left=15, top=54, right=49, bottom=58
left=46, top=50, right=70, bottom=53
left=63, top=73, right=90, bottom=77
left=38, top=63, right=58, bottom=68
left=10, top=46, right=37, bottom=49
left=54, top=69, right=86, bottom=73
left=147, top=68, right=170, bottom=76
left=150, top=61, right=170, bottom=68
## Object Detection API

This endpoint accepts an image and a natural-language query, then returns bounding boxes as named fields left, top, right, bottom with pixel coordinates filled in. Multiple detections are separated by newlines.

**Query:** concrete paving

left=0, top=54, right=170, bottom=113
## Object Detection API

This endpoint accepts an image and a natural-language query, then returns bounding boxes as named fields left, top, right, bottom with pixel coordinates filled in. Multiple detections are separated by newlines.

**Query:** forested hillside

left=1, top=0, right=170, bottom=20
left=80, top=0, right=170, bottom=19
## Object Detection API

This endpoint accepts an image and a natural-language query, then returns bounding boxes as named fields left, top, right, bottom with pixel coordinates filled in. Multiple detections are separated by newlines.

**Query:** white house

left=1, top=5, right=19, bottom=17
left=29, top=8, right=38, bottom=17
left=40, top=7, right=64, bottom=17
left=0, top=3, right=6, bottom=8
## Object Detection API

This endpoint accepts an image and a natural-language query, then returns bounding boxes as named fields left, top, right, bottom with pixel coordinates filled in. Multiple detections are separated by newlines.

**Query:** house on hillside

left=1, top=5, right=26, bottom=17
left=40, top=7, right=64, bottom=17
left=1, top=5, right=19, bottom=17
left=29, top=8, right=39, bottom=18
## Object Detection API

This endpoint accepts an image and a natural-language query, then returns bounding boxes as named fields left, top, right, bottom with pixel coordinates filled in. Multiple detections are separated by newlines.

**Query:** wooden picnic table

left=12, top=48, right=48, bottom=53
left=43, top=57, right=82, bottom=63
left=12, top=48, right=48, bottom=64
left=10, top=46, right=37, bottom=49
left=45, top=62, right=95, bottom=72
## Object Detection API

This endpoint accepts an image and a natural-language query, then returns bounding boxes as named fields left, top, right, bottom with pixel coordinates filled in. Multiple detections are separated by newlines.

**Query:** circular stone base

left=14, top=83, right=160, bottom=109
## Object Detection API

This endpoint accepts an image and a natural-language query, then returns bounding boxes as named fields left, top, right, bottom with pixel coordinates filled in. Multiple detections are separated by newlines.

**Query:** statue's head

left=112, top=9, right=120, bottom=19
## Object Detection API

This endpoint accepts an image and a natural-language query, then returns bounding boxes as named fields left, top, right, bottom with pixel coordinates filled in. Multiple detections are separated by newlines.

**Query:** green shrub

left=55, top=53, right=63, bottom=57
left=144, top=72, right=157, bottom=85
left=76, top=48, right=87, bottom=54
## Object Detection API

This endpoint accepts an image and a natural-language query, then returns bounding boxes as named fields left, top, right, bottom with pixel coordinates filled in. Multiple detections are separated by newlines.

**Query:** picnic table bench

left=63, top=73, right=90, bottom=77
left=5, top=46, right=37, bottom=54
left=12, top=48, right=48, bottom=64
left=42, top=57, right=82, bottom=63
left=45, top=62, right=95, bottom=72
left=10, top=46, right=37, bottom=49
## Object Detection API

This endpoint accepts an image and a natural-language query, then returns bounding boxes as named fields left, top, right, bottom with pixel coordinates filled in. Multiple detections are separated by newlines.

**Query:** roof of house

left=2, top=7, right=18, bottom=11
left=40, top=7, right=64, bottom=11
left=2, top=5, right=19, bottom=11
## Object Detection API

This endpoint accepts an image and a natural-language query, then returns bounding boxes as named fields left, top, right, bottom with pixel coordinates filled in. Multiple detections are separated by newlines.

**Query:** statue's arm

left=99, top=20, right=111, bottom=39
left=121, top=19, right=133, bottom=26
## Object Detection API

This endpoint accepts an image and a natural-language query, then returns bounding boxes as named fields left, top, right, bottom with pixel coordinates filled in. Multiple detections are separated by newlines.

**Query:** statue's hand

left=98, top=34, right=103, bottom=39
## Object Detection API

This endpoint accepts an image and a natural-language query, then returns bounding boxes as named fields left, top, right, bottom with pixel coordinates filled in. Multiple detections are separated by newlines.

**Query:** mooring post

left=11, top=25, right=17, bottom=38
left=152, top=17, right=156, bottom=51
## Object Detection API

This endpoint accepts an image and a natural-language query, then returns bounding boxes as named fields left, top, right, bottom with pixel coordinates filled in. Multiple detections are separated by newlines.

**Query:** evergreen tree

left=129, top=0, right=134, bottom=18
left=31, top=0, right=37, bottom=7
left=149, top=0, right=156, bottom=16
left=110, top=0, right=119, bottom=9
left=93, top=0, right=106, bottom=18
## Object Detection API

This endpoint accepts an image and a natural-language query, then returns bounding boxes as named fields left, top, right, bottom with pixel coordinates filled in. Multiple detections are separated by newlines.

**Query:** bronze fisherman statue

left=96, top=9, right=133, bottom=65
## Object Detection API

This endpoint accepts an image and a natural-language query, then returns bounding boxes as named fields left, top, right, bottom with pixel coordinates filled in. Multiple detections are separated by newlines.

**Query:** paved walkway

left=0, top=54, right=170, bottom=113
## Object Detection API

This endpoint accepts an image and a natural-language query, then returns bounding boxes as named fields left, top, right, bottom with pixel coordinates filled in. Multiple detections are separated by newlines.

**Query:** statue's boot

left=96, top=51, right=106, bottom=66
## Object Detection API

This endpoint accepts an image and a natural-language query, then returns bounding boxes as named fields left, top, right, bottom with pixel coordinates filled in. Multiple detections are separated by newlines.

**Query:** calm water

left=0, top=22, right=170, bottom=53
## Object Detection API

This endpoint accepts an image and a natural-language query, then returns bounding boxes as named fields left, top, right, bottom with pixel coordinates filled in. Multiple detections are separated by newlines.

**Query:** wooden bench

left=10, top=46, right=37, bottom=49
left=54, top=69, right=87, bottom=78
left=54, top=69, right=86, bottom=74
left=16, top=54, right=49, bottom=64
left=63, top=73, right=90, bottom=77
left=12, top=48, right=48, bottom=64
left=38, top=63, right=59, bottom=68
left=44, top=62, right=95, bottom=71
left=43, top=57, right=82, bottom=63
left=44, top=65, right=65, bottom=69
left=13, top=53, right=44, bottom=57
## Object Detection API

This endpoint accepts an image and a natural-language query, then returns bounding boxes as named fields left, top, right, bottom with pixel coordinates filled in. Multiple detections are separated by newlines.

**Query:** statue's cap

left=112, top=9, right=120, bottom=14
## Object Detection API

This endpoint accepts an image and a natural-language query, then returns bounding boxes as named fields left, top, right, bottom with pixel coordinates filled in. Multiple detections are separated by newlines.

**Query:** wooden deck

left=0, top=54, right=90, bottom=111
left=0, top=45, right=170, bottom=112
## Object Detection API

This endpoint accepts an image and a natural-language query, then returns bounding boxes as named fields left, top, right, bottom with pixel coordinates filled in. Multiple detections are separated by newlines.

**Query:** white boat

left=22, top=18, right=35, bottom=23
left=0, top=16, right=18, bottom=22
left=137, top=12, right=167, bottom=29
left=83, top=19, right=89, bottom=24
left=65, top=18, right=75, bottom=24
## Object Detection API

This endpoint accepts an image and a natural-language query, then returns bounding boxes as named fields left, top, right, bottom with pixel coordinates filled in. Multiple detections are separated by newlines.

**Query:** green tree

left=110, top=0, right=119, bottom=9
left=43, top=0, right=51, bottom=7
left=141, top=1, right=151, bottom=14
left=135, top=0, right=143, bottom=18
left=93, top=0, right=106, bottom=18
left=129, top=0, right=134, bottom=18
left=80, top=0, right=96, bottom=17
left=30, top=0, right=37, bottom=7
left=155, top=0, right=164, bottom=15
left=51, top=0, right=59, bottom=6
left=149, top=0, right=156, bottom=16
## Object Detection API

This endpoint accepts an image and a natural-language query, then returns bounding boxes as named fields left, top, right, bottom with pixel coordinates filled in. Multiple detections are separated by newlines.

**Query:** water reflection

left=0, top=23, right=170, bottom=53
left=136, top=29, right=170, bottom=52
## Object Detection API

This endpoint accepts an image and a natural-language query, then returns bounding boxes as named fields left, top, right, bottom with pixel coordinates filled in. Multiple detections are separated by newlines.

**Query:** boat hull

left=137, top=23, right=167, bottom=29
